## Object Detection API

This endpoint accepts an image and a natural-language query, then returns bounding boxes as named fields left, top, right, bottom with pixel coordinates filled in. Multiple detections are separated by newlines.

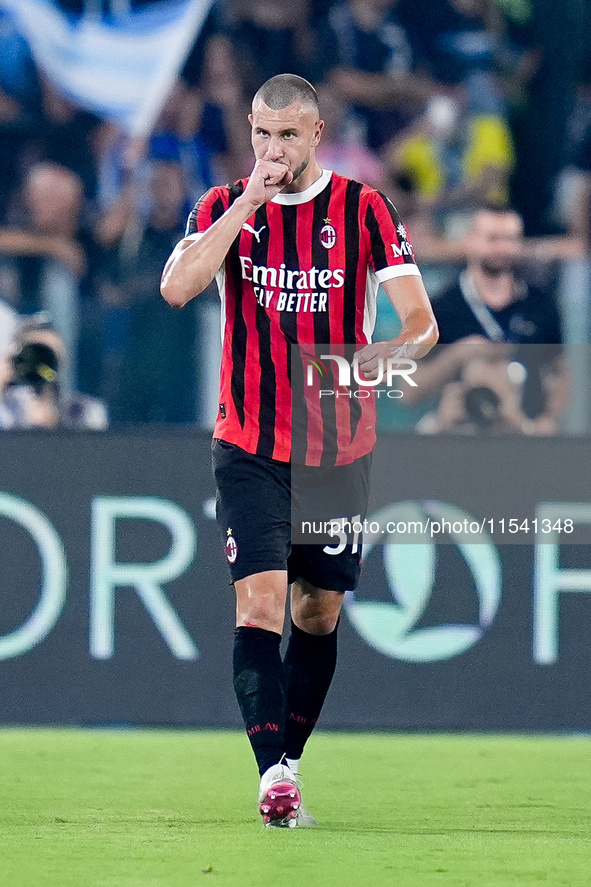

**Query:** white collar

left=271, top=169, right=332, bottom=205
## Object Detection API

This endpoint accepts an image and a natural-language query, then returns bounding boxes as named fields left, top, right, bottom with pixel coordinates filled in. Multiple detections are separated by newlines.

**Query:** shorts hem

left=289, top=566, right=358, bottom=593
left=229, top=561, right=288, bottom=583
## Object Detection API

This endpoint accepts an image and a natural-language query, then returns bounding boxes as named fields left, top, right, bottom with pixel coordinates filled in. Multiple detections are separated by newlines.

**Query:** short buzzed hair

left=253, top=74, right=319, bottom=114
left=470, top=204, right=523, bottom=227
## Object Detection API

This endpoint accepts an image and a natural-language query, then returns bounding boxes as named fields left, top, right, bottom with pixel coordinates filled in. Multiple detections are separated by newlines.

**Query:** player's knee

left=235, top=585, right=286, bottom=633
left=291, top=582, right=343, bottom=634
left=297, top=611, right=340, bottom=635
left=237, top=608, right=284, bottom=633
left=293, top=594, right=342, bottom=634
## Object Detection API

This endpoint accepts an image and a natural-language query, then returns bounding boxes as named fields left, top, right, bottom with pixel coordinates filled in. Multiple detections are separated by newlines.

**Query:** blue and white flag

left=1, top=0, right=214, bottom=137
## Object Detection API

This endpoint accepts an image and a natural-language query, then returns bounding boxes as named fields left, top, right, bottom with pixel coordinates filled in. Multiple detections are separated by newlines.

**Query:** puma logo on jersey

left=242, top=223, right=267, bottom=243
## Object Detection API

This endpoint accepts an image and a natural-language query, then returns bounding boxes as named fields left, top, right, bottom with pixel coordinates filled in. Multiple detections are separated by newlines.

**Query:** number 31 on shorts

left=323, top=514, right=362, bottom=555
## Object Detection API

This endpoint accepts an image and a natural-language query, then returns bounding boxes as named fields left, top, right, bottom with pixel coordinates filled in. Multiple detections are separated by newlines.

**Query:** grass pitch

left=1, top=728, right=589, bottom=887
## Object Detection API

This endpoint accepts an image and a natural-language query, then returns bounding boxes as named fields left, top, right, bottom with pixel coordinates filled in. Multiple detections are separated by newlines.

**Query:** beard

left=290, top=154, right=310, bottom=183
left=479, top=258, right=519, bottom=277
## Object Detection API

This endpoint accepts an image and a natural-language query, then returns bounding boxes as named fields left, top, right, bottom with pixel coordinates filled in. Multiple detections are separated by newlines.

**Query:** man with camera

left=408, top=205, right=571, bottom=434
left=0, top=315, right=108, bottom=430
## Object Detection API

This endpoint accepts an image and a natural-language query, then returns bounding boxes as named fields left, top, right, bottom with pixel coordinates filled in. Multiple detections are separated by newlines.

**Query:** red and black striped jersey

left=186, top=169, right=421, bottom=466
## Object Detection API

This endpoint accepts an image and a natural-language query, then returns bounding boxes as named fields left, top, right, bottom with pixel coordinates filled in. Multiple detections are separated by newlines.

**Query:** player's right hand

left=243, top=159, right=293, bottom=209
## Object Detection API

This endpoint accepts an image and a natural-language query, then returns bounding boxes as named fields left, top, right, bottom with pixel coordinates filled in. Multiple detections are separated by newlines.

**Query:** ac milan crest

left=226, top=529, right=238, bottom=563
left=320, top=222, right=336, bottom=249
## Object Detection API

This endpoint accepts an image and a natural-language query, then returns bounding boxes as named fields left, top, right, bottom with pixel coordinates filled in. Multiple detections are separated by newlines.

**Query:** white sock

left=285, top=757, right=300, bottom=776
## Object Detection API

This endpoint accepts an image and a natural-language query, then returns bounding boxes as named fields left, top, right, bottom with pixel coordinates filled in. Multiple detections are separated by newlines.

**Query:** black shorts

left=211, top=439, right=371, bottom=591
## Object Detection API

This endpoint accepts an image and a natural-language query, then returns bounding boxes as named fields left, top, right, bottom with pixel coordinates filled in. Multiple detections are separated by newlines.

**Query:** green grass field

left=1, top=728, right=590, bottom=887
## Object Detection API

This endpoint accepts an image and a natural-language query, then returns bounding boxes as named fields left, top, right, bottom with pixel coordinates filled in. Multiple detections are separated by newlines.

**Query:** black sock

left=233, top=626, right=286, bottom=776
left=283, top=619, right=338, bottom=760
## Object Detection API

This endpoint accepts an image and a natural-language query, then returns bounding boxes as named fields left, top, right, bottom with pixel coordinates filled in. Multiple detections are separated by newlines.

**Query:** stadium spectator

left=314, top=81, right=383, bottom=187
left=0, top=161, right=104, bottom=394
left=148, top=79, right=214, bottom=199
left=101, top=158, right=198, bottom=424
left=548, top=62, right=591, bottom=238
left=25, top=77, right=101, bottom=200
left=561, top=111, right=591, bottom=251
left=399, top=0, right=507, bottom=92
left=194, top=33, right=253, bottom=181
left=0, top=314, right=108, bottom=430
left=327, top=0, right=433, bottom=152
left=487, top=0, right=540, bottom=108
left=381, top=84, right=515, bottom=237
left=405, top=205, right=572, bottom=433
left=400, top=0, right=533, bottom=196
left=223, top=0, right=335, bottom=100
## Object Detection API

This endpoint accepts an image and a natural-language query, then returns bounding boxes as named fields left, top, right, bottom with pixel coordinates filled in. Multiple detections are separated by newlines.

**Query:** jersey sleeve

left=362, top=189, right=422, bottom=283
left=185, top=186, right=229, bottom=236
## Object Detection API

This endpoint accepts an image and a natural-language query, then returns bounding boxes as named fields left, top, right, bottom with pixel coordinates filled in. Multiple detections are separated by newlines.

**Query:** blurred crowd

left=0, top=0, right=589, bottom=432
